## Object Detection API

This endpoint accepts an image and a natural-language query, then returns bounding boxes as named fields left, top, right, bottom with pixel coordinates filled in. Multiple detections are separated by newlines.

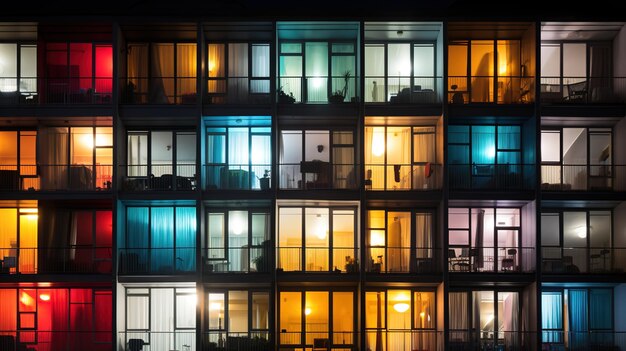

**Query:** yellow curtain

left=127, top=44, right=148, bottom=100
left=176, top=43, right=197, bottom=98
left=19, top=210, right=38, bottom=273
left=207, top=44, right=225, bottom=94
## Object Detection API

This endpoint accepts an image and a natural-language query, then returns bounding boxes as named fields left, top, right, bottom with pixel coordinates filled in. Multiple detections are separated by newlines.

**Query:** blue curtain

left=126, top=207, right=149, bottom=269
left=590, top=289, right=612, bottom=346
left=206, top=129, right=225, bottom=189
left=151, top=207, right=174, bottom=273
left=471, top=126, right=495, bottom=165
left=541, top=292, right=563, bottom=343
left=568, top=289, right=589, bottom=350
left=175, top=207, right=196, bottom=272
left=496, top=126, right=521, bottom=175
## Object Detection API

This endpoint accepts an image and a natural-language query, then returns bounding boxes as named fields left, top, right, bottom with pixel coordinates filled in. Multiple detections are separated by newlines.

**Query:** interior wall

left=615, top=117, right=626, bottom=191
left=437, top=28, right=444, bottom=102
left=116, top=282, right=126, bottom=350
left=522, top=201, right=536, bottom=271
left=614, top=202, right=626, bottom=271
left=613, top=25, right=626, bottom=99
left=521, top=24, right=536, bottom=100
left=615, top=284, right=626, bottom=332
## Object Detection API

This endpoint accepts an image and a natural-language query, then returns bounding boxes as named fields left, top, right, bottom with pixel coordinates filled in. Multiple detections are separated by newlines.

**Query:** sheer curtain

left=207, top=44, right=225, bottom=97
left=175, top=207, right=196, bottom=272
left=228, top=128, right=250, bottom=186
left=589, top=44, right=612, bottom=102
left=251, top=44, right=270, bottom=94
left=228, top=43, right=248, bottom=102
left=415, top=213, right=432, bottom=259
left=126, top=207, right=149, bottom=268
left=413, top=127, right=436, bottom=189
left=503, top=293, right=519, bottom=349
left=541, top=292, right=563, bottom=343
left=387, top=127, right=411, bottom=189
left=127, top=44, right=148, bottom=102
left=364, top=127, right=385, bottom=190
left=151, top=289, right=175, bottom=351
left=305, top=42, right=328, bottom=102
left=39, top=127, right=68, bottom=190
left=449, top=292, right=468, bottom=342
left=150, top=44, right=173, bottom=103
left=151, top=207, right=174, bottom=273
left=176, top=44, right=197, bottom=100
left=569, top=289, right=589, bottom=349
left=364, top=44, right=385, bottom=102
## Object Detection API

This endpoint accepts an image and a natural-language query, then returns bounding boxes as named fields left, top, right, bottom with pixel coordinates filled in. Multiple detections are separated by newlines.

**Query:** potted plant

left=345, top=256, right=358, bottom=273
left=277, top=86, right=295, bottom=104
left=329, top=70, right=351, bottom=103
left=258, top=169, right=270, bottom=190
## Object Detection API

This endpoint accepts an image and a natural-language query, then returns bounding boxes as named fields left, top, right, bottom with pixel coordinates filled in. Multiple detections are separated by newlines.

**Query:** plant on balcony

left=329, top=70, right=351, bottom=103
left=277, top=86, right=295, bottom=104
left=345, top=256, right=358, bottom=273
left=256, top=169, right=270, bottom=190
left=252, top=240, right=272, bottom=272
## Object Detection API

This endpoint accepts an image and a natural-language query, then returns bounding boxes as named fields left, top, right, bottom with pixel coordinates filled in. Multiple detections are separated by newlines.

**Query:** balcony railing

left=205, top=77, right=271, bottom=104
left=542, top=331, right=626, bottom=351
left=205, top=164, right=271, bottom=190
left=118, top=331, right=196, bottom=351
left=0, top=247, right=112, bottom=274
left=121, top=164, right=197, bottom=191
left=542, top=247, right=626, bottom=274
left=204, top=245, right=272, bottom=273
left=449, top=164, right=535, bottom=190
left=448, top=247, right=535, bottom=273
left=541, top=164, right=626, bottom=192
left=118, top=248, right=196, bottom=275
left=120, top=77, right=197, bottom=104
left=448, top=76, right=535, bottom=104
left=277, top=247, right=359, bottom=273
left=277, top=75, right=358, bottom=103
left=364, top=163, right=442, bottom=191
left=364, top=76, right=443, bottom=104
left=203, top=331, right=270, bottom=351
left=0, top=164, right=113, bottom=191
left=0, top=331, right=113, bottom=351
left=0, top=76, right=113, bottom=105
left=279, top=331, right=356, bottom=348
left=541, top=76, right=626, bottom=104
left=365, top=246, right=440, bottom=274
left=448, top=331, right=537, bottom=351
left=364, top=330, right=442, bottom=351
left=279, top=162, right=358, bottom=190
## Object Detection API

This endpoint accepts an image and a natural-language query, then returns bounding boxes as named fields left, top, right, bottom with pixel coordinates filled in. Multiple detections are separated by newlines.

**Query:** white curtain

left=251, top=44, right=270, bottom=94
left=449, top=292, right=468, bottom=341
left=387, top=127, right=411, bottom=189
left=228, top=128, right=249, bottom=171
left=503, top=293, right=519, bottom=349
left=416, top=213, right=433, bottom=259
left=228, top=44, right=249, bottom=102
left=364, top=44, right=385, bottom=102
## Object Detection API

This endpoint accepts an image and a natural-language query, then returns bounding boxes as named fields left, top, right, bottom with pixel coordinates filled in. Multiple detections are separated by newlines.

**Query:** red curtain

left=95, top=211, right=113, bottom=273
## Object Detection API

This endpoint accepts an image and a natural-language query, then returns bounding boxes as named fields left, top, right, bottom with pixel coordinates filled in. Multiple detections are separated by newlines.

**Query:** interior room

left=0, top=129, right=38, bottom=190
left=278, top=289, right=355, bottom=349
left=0, top=287, right=113, bottom=351
left=279, top=128, right=356, bottom=190
left=364, top=22, right=443, bottom=104
left=0, top=23, right=37, bottom=104
left=0, top=201, right=38, bottom=274
left=119, top=23, right=197, bottom=104
left=277, top=202, right=358, bottom=273
left=117, top=201, right=196, bottom=274
left=447, top=22, right=536, bottom=104
left=203, top=116, right=271, bottom=190
left=204, top=22, right=273, bottom=104
left=540, top=22, right=626, bottom=103
left=276, top=21, right=360, bottom=103
left=364, top=115, right=443, bottom=191
left=117, top=284, right=196, bottom=351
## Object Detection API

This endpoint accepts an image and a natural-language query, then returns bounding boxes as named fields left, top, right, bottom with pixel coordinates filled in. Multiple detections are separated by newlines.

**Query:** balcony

left=120, top=164, right=197, bottom=191
left=448, top=331, right=537, bottom=351
left=277, top=75, right=357, bottom=104
left=447, top=247, right=535, bottom=273
left=449, top=164, right=534, bottom=191
left=448, top=76, right=535, bottom=104
left=541, top=165, right=626, bottom=192
left=541, top=77, right=626, bottom=104
left=542, top=247, right=626, bottom=274
left=279, top=162, right=358, bottom=190
left=205, top=164, right=271, bottom=191
left=0, top=77, right=113, bottom=105
left=203, top=332, right=270, bottom=351
left=204, top=245, right=272, bottom=273
left=0, top=331, right=112, bottom=351
left=279, top=331, right=356, bottom=349
left=364, top=163, right=442, bottom=191
left=365, top=247, right=439, bottom=274
left=364, top=76, right=443, bottom=104
left=118, top=331, right=195, bottom=351
left=205, top=77, right=271, bottom=105
left=118, top=248, right=195, bottom=275
left=277, top=247, right=359, bottom=273
left=120, top=77, right=197, bottom=104
left=542, top=331, right=626, bottom=351
left=0, top=164, right=113, bottom=192
left=0, top=247, right=112, bottom=274
left=364, top=330, right=442, bottom=351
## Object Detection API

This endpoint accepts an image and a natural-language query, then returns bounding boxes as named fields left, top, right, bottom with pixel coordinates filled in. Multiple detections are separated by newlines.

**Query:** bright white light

left=305, top=307, right=312, bottom=316
left=576, top=226, right=587, bottom=239
left=232, top=220, right=243, bottom=235
left=393, top=302, right=410, bottom=313
left=371, top=127, right=385, bottom=157
left=210, top=302, right=222, bottom=311
left=483, top=313, right=494, bottom=329
left=485, top=146, right=496, bottom=160
left=315, top=219, right=328, bottom=240
left=81, top=133, right=94, bottom=149
left=370, top=230, right=385, bottom=246
left=311, top=77, right=323, bottom=88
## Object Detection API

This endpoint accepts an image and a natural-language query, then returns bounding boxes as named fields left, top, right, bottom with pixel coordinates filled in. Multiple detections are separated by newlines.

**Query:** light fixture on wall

left=576, top=225, right=587, bottom=239
left=166, top=145, right=171, bottom=151
left=372, top=127, right=385, bottom=157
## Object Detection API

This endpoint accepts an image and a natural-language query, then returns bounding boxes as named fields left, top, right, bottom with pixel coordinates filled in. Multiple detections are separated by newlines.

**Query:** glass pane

left=305, top=291, right=328, bottom=345
left=207, top=213, right=225, bottom=259
left=414, top=291, right=435, bottom=329
left=541, top=45, right=561, bottom=78
left=252, top=44, right=270, bottom=78
left=176, top=293, right=196, bottom=329
left=563, top=212, right=587, bottom=272
left=208, top=293, right=225, bottom=330
left=127, top=295, right=149, bottom=329
left=229, top=211, right=248, bottom=272
left=252, top=292, right=270, bottom=330
left=563, top=43, right=587, bottom=83
left=414, top=44, right=435, bottom=77
left=471, top=40, right=494, bottom=103
left=229, top=291, right=248, bottom=333
left=541, top=131, right=561, bottom=162
left=305, top=208, right=329, bottom=271
left=472, top=126, right=496, bottom=165
left=151, top=131, right=173, bottom=176
left=305, top=42, right=328, bottom=102
left=333, top=210, right=355, bottom=272
left=278, top=208, right=302, bottom=271
left=280, top=291, right=301, bottom=344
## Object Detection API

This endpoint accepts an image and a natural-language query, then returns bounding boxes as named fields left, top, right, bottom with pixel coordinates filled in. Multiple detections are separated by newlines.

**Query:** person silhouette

left=372, top=81, right=378, bottom=102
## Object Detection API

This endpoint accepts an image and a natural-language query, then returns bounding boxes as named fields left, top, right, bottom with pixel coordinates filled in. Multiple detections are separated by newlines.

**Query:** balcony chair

left=313, top=338, right=330, bottom=351
left=501, top=249, right=517, bottom=271
left=128, top=338, right=145, bottom=351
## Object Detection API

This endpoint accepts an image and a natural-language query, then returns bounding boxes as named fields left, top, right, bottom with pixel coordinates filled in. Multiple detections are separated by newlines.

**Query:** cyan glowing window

left=449, top=125, right=520, bottom=166
left=124, top=206, right=196, bottom=272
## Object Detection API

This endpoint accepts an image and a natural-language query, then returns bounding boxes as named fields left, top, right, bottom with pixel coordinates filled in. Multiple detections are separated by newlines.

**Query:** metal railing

left=0, top=247, right=112, bottom=274
left=0, top=331, right=113, bottom=351
left=448, top=331, right=537, bottom=351
left=120, top=77, right=197, bottom=104
left=121, top=164, right=196, bottom=191
left=203, top=331, right=270, bottom=351
left=448, top=76, right=535, bottom=104
left=117, top=248, right=196, bottom=275
left=364, top=76, right=443, bottom=103
left=205, top=164, right=271, bottom=190
left=365, top=247, right=440, bottom=274
left=205, top=77, right=271, bottom=104
left=118, top=331, right=196, bottom=351
left=204, top=245, right=273, bottom=273
left=279, top=162, right=358, bottom=190
left=277, top=75, right=358, bottom=103
left=541, top=164, right=626, bottom=191
left=449, top=164, right=535, bottom=190
left=276, top=247, right=359, bottom=273
left=0, top=164, right=113, bottom=191
left=541, top=331, right=626, bottom=351
left=365, top=330, right=443, bottom=351
left=279, top=331, right=356, bottom=348
left=0, top=76, right=113, bottom=105
left=448, top=247, right=535, bottom=273
left=364, top=163, right=442, bottom=191
left=542, top=247, right=626, bottom=274
left=540, top=76, right=626, bottom=104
